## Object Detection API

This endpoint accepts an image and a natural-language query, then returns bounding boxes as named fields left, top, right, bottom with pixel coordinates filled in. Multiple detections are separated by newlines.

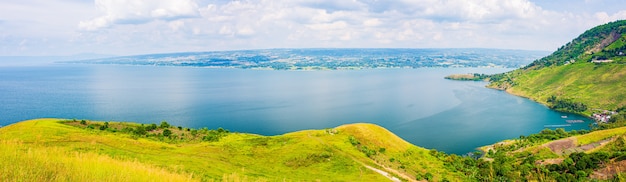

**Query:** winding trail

left=364, top=165, right=401, bottom=182
left=306, top=132, right=412, bottom=182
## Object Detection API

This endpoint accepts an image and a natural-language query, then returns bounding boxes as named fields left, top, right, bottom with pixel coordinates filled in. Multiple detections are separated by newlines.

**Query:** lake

left=0, top=64, right=591, bottom=154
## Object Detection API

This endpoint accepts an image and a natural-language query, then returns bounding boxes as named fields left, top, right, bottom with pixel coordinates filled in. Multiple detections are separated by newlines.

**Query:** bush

left=163, top=129, right=172, bottom=137
left=80, top=120, right=87, bottom=125
left=378, top=147, right=386, bottom=153
left=145, top=124, right=157, bottom=131
left=134, top=126, right=147, bottom=136
left=217, top=127, right=229, bottom=133
left=348, top=136, right=360, bottom=146
left=424, top=172, right=433, bottom=181
left=160, top=121, right=170, bottom=129
left=415, top=173, right=423, bottom=180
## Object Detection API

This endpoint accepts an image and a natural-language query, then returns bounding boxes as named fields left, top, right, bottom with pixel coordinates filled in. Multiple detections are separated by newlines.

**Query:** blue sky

left=1, top=0, right=625, bottom=56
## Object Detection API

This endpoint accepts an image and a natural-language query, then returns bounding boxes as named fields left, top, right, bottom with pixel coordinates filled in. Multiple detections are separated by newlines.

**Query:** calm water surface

left=0, top=65, right=591, bottom=154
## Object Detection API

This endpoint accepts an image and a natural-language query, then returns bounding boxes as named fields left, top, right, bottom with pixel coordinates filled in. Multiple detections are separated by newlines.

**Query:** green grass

left=576, top=126, right=626, bottom=145
left=0, top=119, right=464, bottom=181
left=496, top=62, right=626, bottom=115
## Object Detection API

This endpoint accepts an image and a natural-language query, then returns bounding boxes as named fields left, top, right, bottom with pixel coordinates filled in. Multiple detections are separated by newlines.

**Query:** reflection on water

left=0, top=65, right=591, bottom=154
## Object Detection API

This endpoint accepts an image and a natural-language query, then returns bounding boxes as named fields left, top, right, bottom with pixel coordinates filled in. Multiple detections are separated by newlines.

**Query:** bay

left=0, top=64, right=591, bottom=154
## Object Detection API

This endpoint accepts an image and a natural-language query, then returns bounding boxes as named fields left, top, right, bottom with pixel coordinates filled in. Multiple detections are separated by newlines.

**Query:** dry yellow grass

left=0, top=140, right=195, bottom=182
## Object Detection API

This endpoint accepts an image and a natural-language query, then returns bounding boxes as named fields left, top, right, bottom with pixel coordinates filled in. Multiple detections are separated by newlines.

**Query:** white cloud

left=595, top=10, right=626, bottom=24
left=2, top=0, right=626, bottom=56
left=79, top=0, right=199, bottom=31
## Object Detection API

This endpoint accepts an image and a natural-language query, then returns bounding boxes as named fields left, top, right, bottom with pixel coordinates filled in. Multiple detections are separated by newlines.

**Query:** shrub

left=217, top=127, right=229, bottom=133
left=415, top=173, right=423, bottom=180
left=80, top=120, right=87, bottom=125
left=134, top=126, right=147, bottom=136
left=145, top=124, right=157, bottom=131
left=160, top=121, right=170, bottom=129
left=348, top=136, right=360, bottom=146
left=424, top=172, right=433, bottom=181
left=163, top=129, right=172, bottom=137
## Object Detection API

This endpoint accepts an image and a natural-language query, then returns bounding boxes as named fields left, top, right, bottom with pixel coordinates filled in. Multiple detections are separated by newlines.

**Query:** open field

left=0, top=119, right=463, bottom=181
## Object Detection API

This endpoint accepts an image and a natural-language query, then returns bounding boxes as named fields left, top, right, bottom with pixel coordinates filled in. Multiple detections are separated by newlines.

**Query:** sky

left=1, top=0, right=626, bottom=56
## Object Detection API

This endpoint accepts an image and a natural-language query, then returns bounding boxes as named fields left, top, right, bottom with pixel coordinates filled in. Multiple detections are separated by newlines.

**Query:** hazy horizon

left=1, top=0, right=626, bottom=57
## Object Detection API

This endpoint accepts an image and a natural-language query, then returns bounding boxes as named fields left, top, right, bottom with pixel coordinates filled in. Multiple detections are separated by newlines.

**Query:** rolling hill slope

left=488, top=20, right=626, bottom=116
left=0, top=119, right=464, bottom=181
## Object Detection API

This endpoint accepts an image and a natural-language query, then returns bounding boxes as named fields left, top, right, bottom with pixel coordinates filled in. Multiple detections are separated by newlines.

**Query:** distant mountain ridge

left=524, top=20, right=626, bottom=69
left=67, top=48, right=548, bottom=70
left=488, top=20, right=626, bottom=118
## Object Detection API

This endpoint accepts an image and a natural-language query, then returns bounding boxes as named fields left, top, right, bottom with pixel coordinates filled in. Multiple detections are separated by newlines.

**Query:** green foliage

left=134, top=126, right=146, bottom=136
left=359, top=146, right=377, bottom=157
left=159, top=121, right=170, bottom=129
left=424, top=172, right=433, bottom=181
left=201, top=127, right=229, bottom=142
left=80, top=120, right=87, bottom=125
left=99, top=122, right=110, bottom=130
left=547, top=96, right=588, bottom=113
left=348, top=135, right=360, bottom=146
left=486, top=20, right=626, bottom=114
left=162, top=129, right=172, bottom=137
left=145, top=124, right=157, bottom=131
left=525, top=20, right=626, bottom=68
left=489, top=128, right=589, bottom=154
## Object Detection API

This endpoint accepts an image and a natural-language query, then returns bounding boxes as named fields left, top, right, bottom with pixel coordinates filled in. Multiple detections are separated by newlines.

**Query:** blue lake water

left=0, top=64, right=591, bottom=154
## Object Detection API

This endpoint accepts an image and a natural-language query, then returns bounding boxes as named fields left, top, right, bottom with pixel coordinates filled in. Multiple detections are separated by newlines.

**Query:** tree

left=160, top=121, right=170, bottom=129
left=80, top=120, right=87, bottom=125
left=144, top=123, right=157, bottom=131
left=163, top=129, right=172, bottom=137
left=134, top=126, right=147, bottom=135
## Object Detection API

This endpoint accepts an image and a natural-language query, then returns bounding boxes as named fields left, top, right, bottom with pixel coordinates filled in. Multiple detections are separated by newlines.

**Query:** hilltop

left=3, top=118, right=626, bottom=181
left=486, top=20, right=626, bottom=120
left=0, top=119, right=465, bottom=181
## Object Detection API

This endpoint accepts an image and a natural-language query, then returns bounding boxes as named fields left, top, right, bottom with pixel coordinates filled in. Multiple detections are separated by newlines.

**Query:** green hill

left=488, top=20, right=626, bottom=117
left=0, top=119, right=465, bottom=181
left=3, top=118, right=626, bottom=181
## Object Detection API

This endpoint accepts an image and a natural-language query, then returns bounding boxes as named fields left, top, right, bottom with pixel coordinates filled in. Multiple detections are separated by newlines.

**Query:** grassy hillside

left=0, top=119, right=464, bottom=182
left=503, top=62, right=626, bottom=115
left=3, top=118, right=626, bottom=181
left=488, top=20, right=626, bottom=116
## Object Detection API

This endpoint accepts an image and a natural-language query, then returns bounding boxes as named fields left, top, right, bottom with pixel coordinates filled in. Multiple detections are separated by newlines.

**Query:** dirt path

left=306, top=132, right=414, bottom=182
left=546, top=137, right=615, bottom=155
left=545, top=138, right=577, bottom=154
left=365, top=165, right=401, bottom=182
